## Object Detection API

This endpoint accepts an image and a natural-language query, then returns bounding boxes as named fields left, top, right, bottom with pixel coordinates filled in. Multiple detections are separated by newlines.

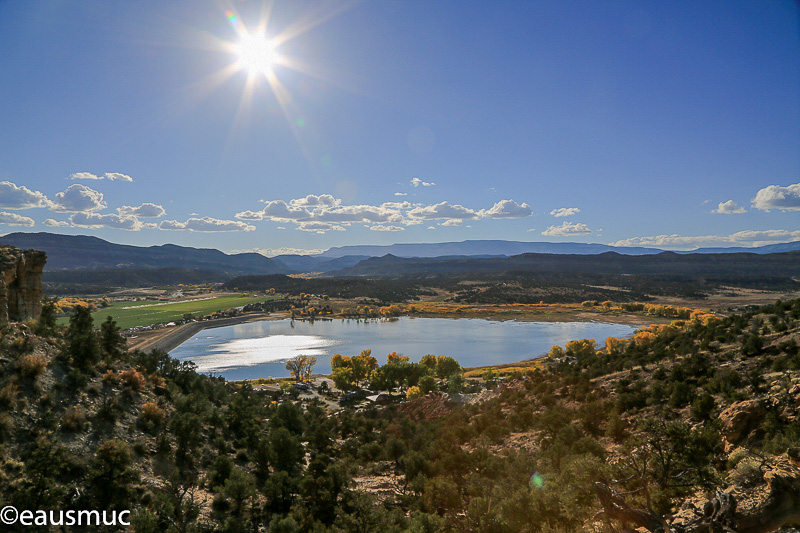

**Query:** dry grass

left=16, top=354, right=47, bottom=379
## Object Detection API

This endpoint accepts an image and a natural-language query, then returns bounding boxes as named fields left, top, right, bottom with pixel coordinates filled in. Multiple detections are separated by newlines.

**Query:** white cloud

left=311, top=204, right=402, bottom=223
left=159, top=217, right=255, bottom=232
left=70, top=171, right=133, bottom=182
left=104, top=172, right=133, bottom=182
left=441, top=219, right=462, bottom=226
left=550, top=207, right=580, bottom=218
left=234, top=210, right=266, bottom=221
left=427, top=226, right=436, bottom=230
left=70, top=172, right=102, bottom=180
left=52, top=184, right=107, bottom=212
left=237, top=194, right=534, bottom=232
left=411, top=177, right=435, bottom=187
left=71, top=212, right=143, bottom=231
left=542, top=221, right=593, bottom=236
left=381, top=201, right=414, bottom=209
left=369, top=225, right=404, bottom=231
left=230, top=247, right=325, bottom=256
left=256, top=200, right=311, bottom=222
left=752, top=183, right=800, bottom=211
left=729, top=229, right=800, bottom=244
left=526, top=228, right=537, bottom=232
left=0, top=212, right=34, bottom=227
left=408, top=201, right=477, bottom=220
left=394, top=192, right=407, bottom=196
left=117, top=203, right=166, bottom=218
left=43, top=219, right=71, bottom=227
left=713, top=200, right=746, bottom=214
left=0, top=181, right=51, bottom=209
left=610, top=229, right=800, bottom=250
left=479, top=199, right=532, bottom=219
left=296, top=222, right=345, bottom=234
left=289, top=194, right=339, bottom=207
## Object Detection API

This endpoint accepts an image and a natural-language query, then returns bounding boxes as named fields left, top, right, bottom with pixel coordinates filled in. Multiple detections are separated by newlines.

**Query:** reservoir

left=169, top=317, right=639, bottom=381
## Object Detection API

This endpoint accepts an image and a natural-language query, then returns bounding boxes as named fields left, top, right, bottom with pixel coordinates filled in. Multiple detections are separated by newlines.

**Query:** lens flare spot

left=235, top=33, right=278, bottom=74
left=226, top=11, right=238, bottom=26
left=530, top=473, right=544, bottom=489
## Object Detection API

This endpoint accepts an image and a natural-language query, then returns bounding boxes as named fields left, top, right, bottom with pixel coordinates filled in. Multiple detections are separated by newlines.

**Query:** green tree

left=418, top=375, right=438, bottom=394
left=64, top=306, right=100, bottom=370
left=447, top=373, right=465, bottom=393
left=332, top=366, right=356, bottom=391
left=270, top=427, right=304, bottom=475
left=419, top=354, right=437, bottom=372
left=100, top=315, right=126, bottom=360
left=34, top=299, right=58, bottom=335
left=434, top=356, right=460, bottom=379
left=87, top=439, right=139, bottom=510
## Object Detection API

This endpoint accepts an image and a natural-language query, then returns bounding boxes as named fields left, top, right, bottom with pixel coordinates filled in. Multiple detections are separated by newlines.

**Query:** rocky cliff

left=0, top=245, right=46, bottom=326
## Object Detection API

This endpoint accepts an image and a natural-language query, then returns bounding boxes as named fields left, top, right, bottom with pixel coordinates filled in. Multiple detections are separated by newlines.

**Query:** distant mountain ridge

left=317, top=239, right=800, bottom=258
left=2, top=233, right=799, bottom=277
left=315, top=240, right=664, bottom=258
left=0, top=232, right=288, bottom=276
left=327, top=250, right=800, bottom=278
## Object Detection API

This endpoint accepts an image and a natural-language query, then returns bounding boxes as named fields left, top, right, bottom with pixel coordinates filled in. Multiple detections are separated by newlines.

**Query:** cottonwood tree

left=285, top=355, right=316, bottom=382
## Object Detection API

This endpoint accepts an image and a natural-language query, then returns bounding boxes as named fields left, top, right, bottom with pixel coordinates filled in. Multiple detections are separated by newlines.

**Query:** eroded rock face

left=719, top=399, right=766, bottom=444
left=0, top=246, right=46, bottom=326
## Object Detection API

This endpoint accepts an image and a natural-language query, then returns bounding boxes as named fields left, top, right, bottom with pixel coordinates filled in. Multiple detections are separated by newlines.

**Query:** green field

left=57, top=294, right=275, bottom=330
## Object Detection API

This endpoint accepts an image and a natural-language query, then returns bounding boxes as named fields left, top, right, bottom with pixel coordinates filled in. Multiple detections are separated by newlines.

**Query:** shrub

left=17, top=354, right=47, bottom=379
left=61, top=406, right=86, bottom=432
left=691, top=393, right=716, bottom=421
left=406, top=386, right=423, bottom=400
left=729, top=456, right=764, bottom=487
left=0, top=413, right=12, bottom=441
left=96, top=396, right=120, bottom=424
left=0, top=382, right=18, bottom=410
left=139, top=401, right=165, bottom=430
left=120, top=369, right=146, bottom=391
left=101, top=370, right=119, bottom=388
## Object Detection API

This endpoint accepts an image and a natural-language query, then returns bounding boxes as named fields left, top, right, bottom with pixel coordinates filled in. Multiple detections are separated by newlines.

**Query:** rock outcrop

left=0, top=245, right=46, bottom=327
left=719, top=399, right=767, bottom=444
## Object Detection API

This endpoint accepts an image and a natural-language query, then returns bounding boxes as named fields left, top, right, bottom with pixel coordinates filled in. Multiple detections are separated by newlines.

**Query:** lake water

left=169, top=317, right=639, bottom=381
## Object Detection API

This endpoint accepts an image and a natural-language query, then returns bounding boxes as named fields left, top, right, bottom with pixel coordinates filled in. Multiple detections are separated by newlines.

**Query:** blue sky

left=0, top=0, right=798, bottom=255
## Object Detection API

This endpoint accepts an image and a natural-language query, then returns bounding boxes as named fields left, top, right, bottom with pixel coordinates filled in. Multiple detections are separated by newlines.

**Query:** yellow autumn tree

left=604, top=336, right=627, bottom=354
left=386, top=352, right=410, bottom=364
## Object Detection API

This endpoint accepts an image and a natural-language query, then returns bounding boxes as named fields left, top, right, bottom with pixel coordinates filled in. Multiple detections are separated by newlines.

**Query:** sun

left=234, top=33, right=278, bottom=75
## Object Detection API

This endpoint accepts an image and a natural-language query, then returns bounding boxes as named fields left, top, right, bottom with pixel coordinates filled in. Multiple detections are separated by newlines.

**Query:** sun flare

left=234, top=33, right=278, bottom=75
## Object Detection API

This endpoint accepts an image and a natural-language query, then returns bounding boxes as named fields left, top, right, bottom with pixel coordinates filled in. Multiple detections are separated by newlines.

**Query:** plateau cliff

left=0, top=245, right=46, bottom=326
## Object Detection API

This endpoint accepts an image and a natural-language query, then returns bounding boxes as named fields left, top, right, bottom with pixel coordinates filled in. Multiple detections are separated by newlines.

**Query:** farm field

left=58, top=293, right=274, bottom=330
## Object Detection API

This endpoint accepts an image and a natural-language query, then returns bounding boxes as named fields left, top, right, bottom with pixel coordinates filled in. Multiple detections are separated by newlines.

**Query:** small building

left=366, top=393, right=393, bottom=405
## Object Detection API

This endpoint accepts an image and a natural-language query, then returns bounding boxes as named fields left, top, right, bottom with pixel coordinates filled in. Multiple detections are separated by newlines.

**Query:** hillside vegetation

left=0, top=300, right=799, bottom=531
